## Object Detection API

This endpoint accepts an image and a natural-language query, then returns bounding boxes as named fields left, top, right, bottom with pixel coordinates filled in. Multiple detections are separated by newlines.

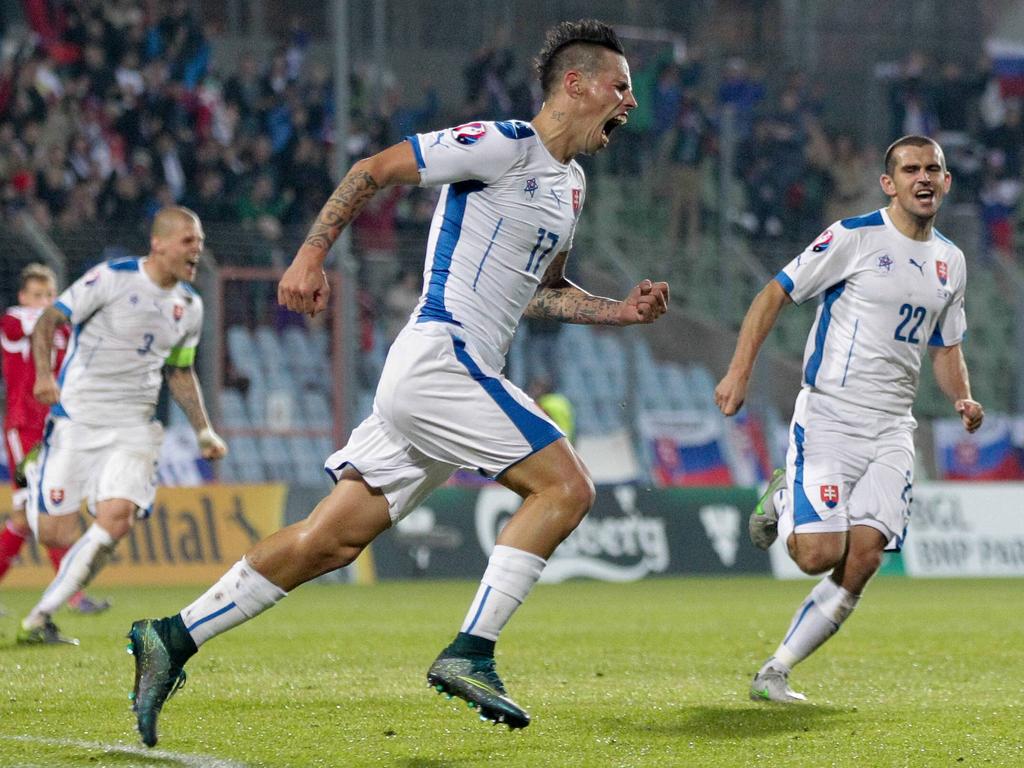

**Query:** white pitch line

left=1, top=734, right=249, bottom=768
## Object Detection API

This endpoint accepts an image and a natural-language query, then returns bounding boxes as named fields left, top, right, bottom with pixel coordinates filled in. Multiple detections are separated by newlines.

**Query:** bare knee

left=791, top=538, right=845, bottom=575
left=291, top=518, right=369, bottom=574
left=546, top=471, right=596, bottom=537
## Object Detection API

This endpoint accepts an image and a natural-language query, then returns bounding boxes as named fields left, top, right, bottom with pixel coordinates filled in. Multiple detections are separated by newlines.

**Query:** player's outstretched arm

left=30, top=305, right=66, bottom=405
left=163, top=365, right=228, bottom=459
left=523, top=251, right=669, bottom=326
left=714, top=279, right=791, bottom=417
left=929, top=343, right=984, bottom=433
left=279, top=141, right=422, bottom=317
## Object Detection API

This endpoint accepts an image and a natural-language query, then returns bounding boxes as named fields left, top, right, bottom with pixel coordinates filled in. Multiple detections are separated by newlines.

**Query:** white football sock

left=25, top=523, right=116, bottom=627
left=180, top=557, right=287, bottom=647
left=776, top=488, right=794, bottom=545
left=769, top=577, right=859, bottom=670
left=460, top=545, right=546, bottom=642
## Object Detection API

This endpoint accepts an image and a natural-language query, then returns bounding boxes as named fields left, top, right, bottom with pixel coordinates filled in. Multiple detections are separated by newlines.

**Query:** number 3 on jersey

left=526, top=228, right=559, bottom=275
left=894, top=304, right=926, bottom=344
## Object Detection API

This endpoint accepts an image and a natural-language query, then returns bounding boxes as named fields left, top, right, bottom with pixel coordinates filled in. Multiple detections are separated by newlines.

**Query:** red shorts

left=5, top=424, right=43, bottom=489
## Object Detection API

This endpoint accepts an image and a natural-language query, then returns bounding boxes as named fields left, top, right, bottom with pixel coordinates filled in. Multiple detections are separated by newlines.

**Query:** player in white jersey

left=129, top=20, right=669, bottom=746
left=714, top=136, right=984, bottom=702
left=17, top=207, right=227, bottom=645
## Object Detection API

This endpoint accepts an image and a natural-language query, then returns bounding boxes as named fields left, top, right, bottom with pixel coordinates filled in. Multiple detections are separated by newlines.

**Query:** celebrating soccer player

left=17, top=208, right=227, bottom=645
left=128, top=18, right=670, bottom=747
left=714, top=135, right=984, bottom=701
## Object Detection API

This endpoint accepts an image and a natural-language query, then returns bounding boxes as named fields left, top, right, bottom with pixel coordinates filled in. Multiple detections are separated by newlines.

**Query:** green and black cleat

left=16, top=618, right=79, bottom=646
left=127, top=617, right=195, bottom=747
left=427, top=649, right=530, bottom=729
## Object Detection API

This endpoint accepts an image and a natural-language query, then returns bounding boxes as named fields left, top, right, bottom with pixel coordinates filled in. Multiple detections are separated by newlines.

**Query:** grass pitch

left=1, top=577, right=1021, bottom=767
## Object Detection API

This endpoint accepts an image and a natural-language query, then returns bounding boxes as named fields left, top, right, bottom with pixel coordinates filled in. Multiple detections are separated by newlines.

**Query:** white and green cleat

left=749, top=468, right=786, bottom=550
left=750, top=667, right=807, bottom=703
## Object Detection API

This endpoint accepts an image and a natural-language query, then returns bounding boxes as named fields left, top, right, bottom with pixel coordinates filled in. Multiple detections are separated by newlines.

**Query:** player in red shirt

left=1, top=263, right=109, bottom=613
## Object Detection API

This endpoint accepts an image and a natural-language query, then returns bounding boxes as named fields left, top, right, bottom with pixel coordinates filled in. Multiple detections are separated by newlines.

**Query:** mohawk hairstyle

left=884, top=135, right=945, bottom=176
left=535, top=19, right=625, bottom=96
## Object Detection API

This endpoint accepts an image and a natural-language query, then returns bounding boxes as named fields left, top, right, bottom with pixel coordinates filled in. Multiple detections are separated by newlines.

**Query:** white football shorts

left=784, top=388, right=915, bottom=548
left=26, top=416, right=163, bottom=534
left=325, top=322, right=563, bottom=523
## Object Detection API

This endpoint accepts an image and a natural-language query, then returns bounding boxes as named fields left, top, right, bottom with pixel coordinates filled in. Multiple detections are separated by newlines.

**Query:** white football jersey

left=777, top=208, right=967, bottom=416
left=406, top=120, right=586, bottom=369
left=53, top=257, right=203, bottom=426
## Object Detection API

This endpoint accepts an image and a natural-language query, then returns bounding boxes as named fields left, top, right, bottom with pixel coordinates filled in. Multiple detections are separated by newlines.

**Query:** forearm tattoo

left=303, top=170, right=381, bottom=251
left=165, top=366, right=211, bottom=432
left=525, top=286, right=621, bottom=324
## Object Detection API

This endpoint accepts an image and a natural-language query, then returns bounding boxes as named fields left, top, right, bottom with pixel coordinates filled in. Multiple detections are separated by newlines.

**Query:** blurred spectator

left=662, top=90, right=710, bottom=256
left=824, top=133, right=875, bottom=224
left=527, top=375, right=575, bottom=443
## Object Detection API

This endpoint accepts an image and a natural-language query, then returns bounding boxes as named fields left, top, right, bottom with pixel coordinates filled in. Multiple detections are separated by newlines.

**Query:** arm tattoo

left=523, top=252, right=621, bottom=325
left=164, top=366, right=212, bottom=433
left=525, top=286, right=621, bottom=324
left=303, top=170, right=381, bottom=252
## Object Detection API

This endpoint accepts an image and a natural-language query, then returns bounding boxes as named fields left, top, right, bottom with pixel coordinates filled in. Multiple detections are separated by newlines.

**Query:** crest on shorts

left=936, top=260, right=948, bottom=285
left=572, top=188, right=582, bottom=215
left=49, top=488, right=65, bottom=505
left=452, top=122, right=487, bottom=145
left=820, top=484, right=839, bottom=509
left=810, top=229, right=833, bottom=253
left=173, top=303, right=184, bottom=321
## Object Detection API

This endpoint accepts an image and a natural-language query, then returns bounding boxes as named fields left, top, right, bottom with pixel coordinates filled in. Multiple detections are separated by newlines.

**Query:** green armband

left=165, top=346, right=197, bottom=367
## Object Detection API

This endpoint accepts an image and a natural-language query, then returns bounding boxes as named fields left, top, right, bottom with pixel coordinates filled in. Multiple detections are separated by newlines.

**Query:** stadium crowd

left=2, top=4, right=1022, bottom=297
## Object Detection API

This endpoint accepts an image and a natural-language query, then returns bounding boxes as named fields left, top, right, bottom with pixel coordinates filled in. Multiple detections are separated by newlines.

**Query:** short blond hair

left=152, top=206, right=201, bottom=237
left=19, top=262, right=57, bottom=291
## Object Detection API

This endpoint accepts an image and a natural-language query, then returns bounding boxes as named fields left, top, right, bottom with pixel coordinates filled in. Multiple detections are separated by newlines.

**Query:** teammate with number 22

left=714, top=135, right=984, bottom=702
left=128, top=18, right=669, bottom=746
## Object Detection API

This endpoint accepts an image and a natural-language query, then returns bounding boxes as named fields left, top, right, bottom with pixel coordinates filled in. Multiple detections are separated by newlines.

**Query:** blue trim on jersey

left=928, top=324, right=946, bottom=346
left=54, top=300, right=72, bottom=318
left=451, top=336, right=562, bottom=455
left=841, top=319, right=859, bottom=387
left=35, top=419, right=55, bottom=515
left=181, top=282, right=198, bottom=296
left=934, top=228, right=953, bottom=244
left=464, top=585, right=492, bottom=634
left=792, top=422, right=822, bottom=526
left=185, top=602, right=238, bottom=632
left=775, top=271, right=794, bottom=295
left=494, top=120, right=535, bottom=139
left=50, top=402, right=69, bottom=418
left=417, top=180, right=486, bottom=325
left=840, top=211, right=884, bottom=229
left=405, top=135, right=425, bottom=169
left=473, top=217, right=504, bottom=290
left=804, top=282, right=846, bottom=386
left=107, top=257, right=140, bottom=271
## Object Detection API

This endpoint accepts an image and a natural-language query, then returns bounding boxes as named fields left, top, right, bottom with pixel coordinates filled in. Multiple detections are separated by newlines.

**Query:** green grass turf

left=0, top=577, right=1022, bottom=767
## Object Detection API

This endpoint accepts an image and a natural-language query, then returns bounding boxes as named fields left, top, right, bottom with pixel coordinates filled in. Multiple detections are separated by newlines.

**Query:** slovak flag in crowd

left=934, top=415, right=1024, bottom=480
left=640, top=412, right=733, bottom=486
left=986, top=39, right=1024, bottom=98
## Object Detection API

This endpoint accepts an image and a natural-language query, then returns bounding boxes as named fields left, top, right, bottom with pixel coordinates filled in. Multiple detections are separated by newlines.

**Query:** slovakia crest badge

left=820, top=484, right=839, bottom=509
